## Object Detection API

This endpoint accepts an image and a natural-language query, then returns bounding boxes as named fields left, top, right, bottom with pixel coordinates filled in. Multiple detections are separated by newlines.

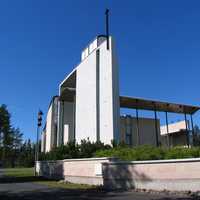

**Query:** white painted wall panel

left=64, top=124, right=69, bottom=144
left=89, top=39, right=97, bottom=54
left=99, top=38, right=120, bottom=144
left=76, top=52, right=97, bottom=143
left=41, top=131, right=46, bottom=152
left=76, top=37, right=120, bottom=145
left=57, top=101, right=63, bottom=146
left=46, top=105, right=53, bottom=152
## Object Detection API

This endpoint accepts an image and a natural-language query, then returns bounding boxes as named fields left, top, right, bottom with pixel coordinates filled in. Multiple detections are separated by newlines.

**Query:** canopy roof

left=120, top=96, right=200, bottom=115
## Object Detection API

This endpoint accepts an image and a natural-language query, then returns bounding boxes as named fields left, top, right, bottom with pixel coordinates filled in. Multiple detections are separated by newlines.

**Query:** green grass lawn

left=4, top=168, right=96, bottom=190
left=5, top=167, right=34, bottom=177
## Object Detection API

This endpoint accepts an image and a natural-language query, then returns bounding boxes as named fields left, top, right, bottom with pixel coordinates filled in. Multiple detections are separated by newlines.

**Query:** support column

left=61, top=101, right=64, bottom=145
left=190, top=114, right=194, bottom=146
left=57, top=100, right=64, bottom=146
left=154, top=109, right=159, bottom=147
left=184, top=113, right=190, bottom=147
left=73, top=95, right=76, bottom=141
left=136, top=108, right=140, bottom=146
left=165, top=111, right=170, bottom=148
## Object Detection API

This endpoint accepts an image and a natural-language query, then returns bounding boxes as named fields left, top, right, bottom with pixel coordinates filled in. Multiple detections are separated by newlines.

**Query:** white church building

left=41, top=35, right=199, bottom=153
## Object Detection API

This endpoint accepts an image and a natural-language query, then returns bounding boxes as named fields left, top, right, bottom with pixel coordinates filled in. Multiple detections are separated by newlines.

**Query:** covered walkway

left=120, top=96, right=200, bottom=147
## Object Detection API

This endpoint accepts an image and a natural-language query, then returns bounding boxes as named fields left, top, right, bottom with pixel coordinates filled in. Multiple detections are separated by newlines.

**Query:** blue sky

left=1, top=0, right=200, bottom=141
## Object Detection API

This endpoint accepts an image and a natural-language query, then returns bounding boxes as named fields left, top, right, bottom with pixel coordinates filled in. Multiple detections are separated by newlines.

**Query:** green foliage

left=17, top=139, right=35, bottom=167
left=0, top=104, right=35, bottom=168
left=40, top=141, right=80, bottom=161
left=40, top=139, right=200, bottom=162
left=95, top=145, right=164, bottom=161
left=164, top=147, right=200, bottom=159
left=79, top=138, right=111, bottom=158
left=39, top=139, right=111, bottom=161
left=95, top=145, right=200, bottom=161
left=0, top=104, right=24, bottom=167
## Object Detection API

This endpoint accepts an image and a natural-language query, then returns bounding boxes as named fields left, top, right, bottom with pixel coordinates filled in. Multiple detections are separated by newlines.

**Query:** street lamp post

left=34, top=110, right=43, bottom=176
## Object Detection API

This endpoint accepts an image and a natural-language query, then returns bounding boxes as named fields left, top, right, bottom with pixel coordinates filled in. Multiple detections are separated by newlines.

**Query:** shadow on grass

left=0, top=175, right=51, bottom=183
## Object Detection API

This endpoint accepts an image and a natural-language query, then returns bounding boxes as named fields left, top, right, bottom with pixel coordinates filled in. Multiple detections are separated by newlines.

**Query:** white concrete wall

left=41, top=131, right=46, bottom=153
left=76, top=49, right=97, bottom=143
left=63, top=125, right=69, bottom=145
left=57, top=100, right=63, bottom=146
left=76, top=37, right=120, bottom=144
left=99, top=37, right=120, bottom=144
left=43, top=97, right=58, bottom=152
left=45, top=105, right=53, bottom=152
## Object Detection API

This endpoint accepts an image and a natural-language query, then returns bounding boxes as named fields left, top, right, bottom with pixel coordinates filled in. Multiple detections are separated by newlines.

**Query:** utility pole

left=34, top=110, right=43, bottom=176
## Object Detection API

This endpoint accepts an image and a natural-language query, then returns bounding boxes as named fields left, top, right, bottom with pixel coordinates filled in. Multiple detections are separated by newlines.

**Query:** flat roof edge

left=120, top=95, right=200, bottom=114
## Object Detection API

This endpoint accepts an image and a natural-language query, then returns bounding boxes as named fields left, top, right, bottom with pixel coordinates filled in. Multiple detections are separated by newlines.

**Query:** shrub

left=95, top=145, right=200, bottom=161
left=39, top=139, right=111, bottom=161
left=164, top=147, right=200, bottom=159
left=39, top=139, right=200, bottom=161
left=95, top=145, right=166, bottom=161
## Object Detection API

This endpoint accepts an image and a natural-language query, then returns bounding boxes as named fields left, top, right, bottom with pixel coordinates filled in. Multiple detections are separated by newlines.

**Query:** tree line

left=0, top=104, right=35, bottom=167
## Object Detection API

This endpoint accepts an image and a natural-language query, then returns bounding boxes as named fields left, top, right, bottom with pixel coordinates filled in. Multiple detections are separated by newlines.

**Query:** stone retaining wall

left=36, top=157, right=115, bottom=185
left=102, top=158, right=200, bottom=191
left=36, top=160, right=63, bottom=179
left=36, top=157, right=200, bottom=192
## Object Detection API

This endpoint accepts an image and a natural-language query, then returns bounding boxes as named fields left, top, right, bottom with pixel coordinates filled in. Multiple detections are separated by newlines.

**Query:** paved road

left=0, top=168, right=4, bottom=178
left=0, top=170, right=198, bottom=200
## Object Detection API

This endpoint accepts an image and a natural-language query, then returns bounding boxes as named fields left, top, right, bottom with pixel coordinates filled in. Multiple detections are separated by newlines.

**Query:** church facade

left=41, top=35, right=198, bottom=152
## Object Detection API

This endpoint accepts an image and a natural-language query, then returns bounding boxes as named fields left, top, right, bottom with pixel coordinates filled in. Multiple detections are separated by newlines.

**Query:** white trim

left=105, top=157, right=200, bottom=165
left=63, top=157, right=114, bottom=162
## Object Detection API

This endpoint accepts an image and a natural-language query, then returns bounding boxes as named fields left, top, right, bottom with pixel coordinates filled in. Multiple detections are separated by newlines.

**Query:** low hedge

left=39, top=139, right=200, bottom=161
left=95, top=145, right=200, bottom=161
left=39, top=139, right=111, bottom=161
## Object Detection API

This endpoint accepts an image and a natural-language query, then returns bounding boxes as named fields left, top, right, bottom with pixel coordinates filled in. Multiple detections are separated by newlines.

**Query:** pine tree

left=0, top=104, right=23, bottom=167
left=0, top=104, right=13, bottom=166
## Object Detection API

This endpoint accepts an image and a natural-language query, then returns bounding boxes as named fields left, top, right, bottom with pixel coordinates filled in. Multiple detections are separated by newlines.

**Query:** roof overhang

left=120, top=96, right=200, bottom=115
left=59, top=87, right=75, bottom=102
left=59, top=70, right=76, bottom=101
left=60, top=69, right=76, bottom=89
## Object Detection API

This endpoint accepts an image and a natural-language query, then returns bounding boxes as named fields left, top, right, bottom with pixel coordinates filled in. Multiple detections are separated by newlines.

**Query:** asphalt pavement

left=0, top=169, right=198, bottom=200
